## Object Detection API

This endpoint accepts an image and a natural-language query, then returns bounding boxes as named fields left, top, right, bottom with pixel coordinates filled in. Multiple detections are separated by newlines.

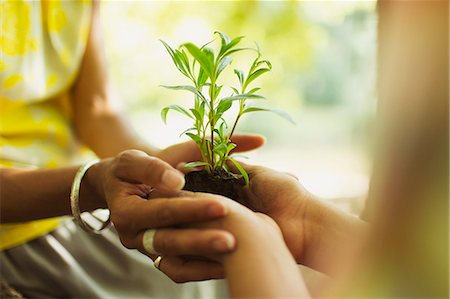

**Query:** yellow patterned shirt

left=0, top=0, right=93, bottom=250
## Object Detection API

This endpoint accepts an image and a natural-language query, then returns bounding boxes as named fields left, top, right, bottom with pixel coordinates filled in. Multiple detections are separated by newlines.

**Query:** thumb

left=113, top=150, right=185, bottom=192
left=230, top=134, right=266, bottom=153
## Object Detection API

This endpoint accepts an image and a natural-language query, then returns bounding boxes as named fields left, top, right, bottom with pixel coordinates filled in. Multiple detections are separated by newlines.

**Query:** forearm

left=75, top=108, right=160, bottom=158
left=70, top=1, right=160, bottom=159
left=224, top=215, right=309, bottom=298
left=301, top=196, right=368, bottom=276
left=0, top=165, right=105, bottom=223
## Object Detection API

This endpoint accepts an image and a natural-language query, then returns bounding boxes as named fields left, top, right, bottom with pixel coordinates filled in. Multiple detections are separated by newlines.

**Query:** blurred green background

left=100, top=1, right=377, bottom=212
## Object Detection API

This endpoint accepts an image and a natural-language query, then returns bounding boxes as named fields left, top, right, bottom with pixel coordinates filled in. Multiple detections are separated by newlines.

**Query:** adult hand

left=156, top=134, right=265, bottom=167
left=150, top=192, right=284, bottom=283
left=137, top=163, right=309, bottom=283
left=223, top=163, right=311, bottom=264
left=85, top=149, right=236, bottom=280
left=235, top=162, right=367, bottom=275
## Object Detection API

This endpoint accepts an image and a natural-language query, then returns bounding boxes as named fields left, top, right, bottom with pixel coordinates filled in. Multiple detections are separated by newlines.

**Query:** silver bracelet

left=70, top=159, right=111, bottom=234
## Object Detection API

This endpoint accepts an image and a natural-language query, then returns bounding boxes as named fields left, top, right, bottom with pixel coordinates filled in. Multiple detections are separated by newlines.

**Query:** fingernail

left=213, top=234, right=235, bottom=252
left=207, top=204, right=226, bottom=217
left=161, top=169, right=185, bottom=190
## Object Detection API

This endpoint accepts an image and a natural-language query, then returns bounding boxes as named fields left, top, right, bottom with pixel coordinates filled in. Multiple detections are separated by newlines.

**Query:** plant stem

left=209, top=79, right=216, bottom=174
left=229, top=113, right=241, bottom=141
left=229, top=97, right=245, bottom=140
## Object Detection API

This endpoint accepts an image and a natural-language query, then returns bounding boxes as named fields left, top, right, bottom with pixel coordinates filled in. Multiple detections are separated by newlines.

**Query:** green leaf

left=185, top=132, right=202, bottom=144
left=160, top=39, right=177, bottom=63
left=197, top=67, right=209, bottom=86
left=219, top=122, right=228, bottom=137
left=226, top=143, right=237, bottom=155
left=217, top=56, right=232, bottom=76
left=226, top=36, right=245, bottom=51
left=213, top=128, right=222, bottom=140
left=241, top=107, right=267, bottom=113
left=213, top=143, right=228, bottom=156
left=216, top=99, right=233, bottom=115
left=202, top=47, right=215, bottom=67
left=160, top=39, right=175, bottom=56
left=183, top=161, right=209, bottom=169
left=234, top=69, right=244, bottom=86
left=198, top=101, right=205, bottom=117
left=180, top=49, right=190, bottom=65
left=182, top=43, right=214, bottom=79
left=179, top=127, right=197, bottom=137
left=244, top=68, right=270, bottom=90
left=214, top=114, right=226, bottom=125
left=215, top=31, right=231, bottom=46
left=190, top=108, right=204, bottom=123
left=242, top=107, right=295, bottom=124
left=223, top=47, right=253, bottom=57
left=228, top=157, right=249, bottom=185
left=201, top=141, right=211, bottom=160
left=217, top=33, right=245, bottom=57
left=160, top=85, right=207, bottom=103
left=212, top=122, right=228, bottom=142
left=160, top=40, right=190, bottom=78
left=221, top=93, right=265, bottom=101
left=200, top=39, right=216, bottom=50
left=161, top=105, right=193, bottom=124
left=230, top=86, right=240, bottom=95
left=247, top=87, right=261, bottom=94
left=176, top=49, right=191, bottom=75
left=256, top=59, right=272, bottom=70
left=211, top=84, right=223, bottom=100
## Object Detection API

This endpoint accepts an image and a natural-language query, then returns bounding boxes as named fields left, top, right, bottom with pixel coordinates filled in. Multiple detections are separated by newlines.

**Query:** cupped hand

left=234, top=162, right=368, bottom=277
left=85, top=150, right=236, bottom=278
left=150, top=192, right=282, bottom=283
left=232, top=162, right=314, bottom=265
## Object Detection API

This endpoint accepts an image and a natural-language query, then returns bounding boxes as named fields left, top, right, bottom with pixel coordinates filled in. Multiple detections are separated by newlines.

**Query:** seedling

left=161, top=31, right=292, bottom=200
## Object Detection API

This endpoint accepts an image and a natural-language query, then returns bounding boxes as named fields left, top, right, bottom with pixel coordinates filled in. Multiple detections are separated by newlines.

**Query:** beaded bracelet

left=70, top=159, right=111, bottom=234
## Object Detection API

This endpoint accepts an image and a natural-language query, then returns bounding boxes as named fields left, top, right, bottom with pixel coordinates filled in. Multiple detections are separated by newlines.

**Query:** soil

left=183, top=169, right=245, bottom=202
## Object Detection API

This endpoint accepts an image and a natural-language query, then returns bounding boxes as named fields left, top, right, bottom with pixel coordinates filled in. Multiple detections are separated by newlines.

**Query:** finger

left=113, top=150, right=185, bottom=192
left=162, top=141, right=201, bottom=167
left=113, top=196, right=228, bottom=234
left=158, top=256, right=225, bottom=283
left=230, top=134, right=266, bottom=153
left=136, top=228, right=235, bottom=256
left=282, top=171, right=299, bottom=181
left=147, top=189, right=194, bottom=200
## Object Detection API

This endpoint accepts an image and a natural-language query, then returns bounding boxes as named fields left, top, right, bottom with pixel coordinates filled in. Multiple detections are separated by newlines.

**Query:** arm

left=155, top=164, right=367, bottom=282
left=0, top=149, right=235, bottom=281
left=223, top=213, right=309, bottom=298
left=70, top=1, right=157, bottom=158
left=0, top=166, right=102, bottom=223
left=239, top=164, right=368, bottom=276
left=1, top=1, right=264, bottom=279
left=0, top=150, right=187, bottom=224
left=157, top=193, right=310, bottom=298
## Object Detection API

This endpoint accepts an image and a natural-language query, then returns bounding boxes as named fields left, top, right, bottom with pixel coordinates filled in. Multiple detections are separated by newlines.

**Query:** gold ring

left=154, top=256, right=163, bottom=270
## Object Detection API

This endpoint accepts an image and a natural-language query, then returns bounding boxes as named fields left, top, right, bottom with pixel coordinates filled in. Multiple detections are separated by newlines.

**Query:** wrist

left=222, top=212, right=305, bottom=298
left=226, top=213, right=284, bottom=257
left=301, top=195, right=368, bottom=275
left=81, top=160, right=108, bottom=211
